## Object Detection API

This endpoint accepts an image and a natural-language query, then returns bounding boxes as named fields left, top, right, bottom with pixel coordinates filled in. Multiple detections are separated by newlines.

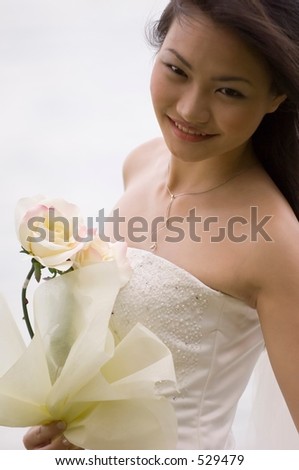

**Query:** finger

left=23, top=421, right=66, bottom=449
left=42, top=435, right=83, bottom=450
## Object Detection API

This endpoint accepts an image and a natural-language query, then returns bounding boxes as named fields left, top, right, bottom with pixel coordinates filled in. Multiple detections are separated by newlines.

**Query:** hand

left=23, top=422, right=82, bottom=450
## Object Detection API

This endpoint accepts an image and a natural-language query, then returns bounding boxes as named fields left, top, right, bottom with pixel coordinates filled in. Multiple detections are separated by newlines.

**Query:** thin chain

left=149, top=167, right=253, bottom=251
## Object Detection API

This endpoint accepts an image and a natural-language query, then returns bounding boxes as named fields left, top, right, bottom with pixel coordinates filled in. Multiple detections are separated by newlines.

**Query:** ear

left=267, top=93, right=287, bottom=114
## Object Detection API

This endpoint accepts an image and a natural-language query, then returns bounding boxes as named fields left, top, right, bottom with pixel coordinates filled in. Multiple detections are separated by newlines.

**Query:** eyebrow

left=165, top=48, right=193, bottom=70
left=165, top=48, right=253, bottom=86
left=211, top=76, right=253, bottom=86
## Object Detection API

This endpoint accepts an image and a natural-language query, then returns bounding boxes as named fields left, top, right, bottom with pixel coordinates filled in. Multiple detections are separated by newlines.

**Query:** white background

left=0, top=0, right=251, bottom=449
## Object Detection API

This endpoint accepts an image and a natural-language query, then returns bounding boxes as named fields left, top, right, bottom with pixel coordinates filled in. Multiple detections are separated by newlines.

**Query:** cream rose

left=73, top=236, right=132, bottom=287
left=16, top=195, right=86, bottom=271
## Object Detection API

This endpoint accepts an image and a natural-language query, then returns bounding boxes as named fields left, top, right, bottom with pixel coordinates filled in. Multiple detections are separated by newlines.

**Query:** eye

left=218, top=87, right=245, bottom=98
left=165, top=63, right=187, bottom=78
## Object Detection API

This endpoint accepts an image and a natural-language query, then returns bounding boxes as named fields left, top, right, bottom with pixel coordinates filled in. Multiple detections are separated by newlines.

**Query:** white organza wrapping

left=0, top=262, right=177, bottom=449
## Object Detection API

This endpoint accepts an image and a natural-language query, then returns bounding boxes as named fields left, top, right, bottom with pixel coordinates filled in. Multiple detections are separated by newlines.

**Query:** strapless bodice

left=111, top=248, right=264, bottom=449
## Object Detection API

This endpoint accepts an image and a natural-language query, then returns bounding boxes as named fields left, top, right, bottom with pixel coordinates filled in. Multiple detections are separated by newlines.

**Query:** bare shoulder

left=122, top=137, right=166, bottom=188
left=221, top=166, right=299, bottom=307
left=242, top=195, right=299, bottom=308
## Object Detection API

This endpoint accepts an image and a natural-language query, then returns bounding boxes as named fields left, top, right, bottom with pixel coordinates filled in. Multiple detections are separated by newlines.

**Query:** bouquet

left=0, top=196, right=177, bottom=449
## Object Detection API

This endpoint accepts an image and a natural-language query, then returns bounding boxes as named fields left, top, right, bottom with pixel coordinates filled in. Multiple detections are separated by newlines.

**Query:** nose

left=176, top=85, right=211, bottom=124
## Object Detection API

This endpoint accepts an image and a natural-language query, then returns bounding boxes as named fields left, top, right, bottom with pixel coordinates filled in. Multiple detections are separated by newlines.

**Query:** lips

left=168, top=117, right=217, bottom=142
left=174, top=120, right=207, bottom=136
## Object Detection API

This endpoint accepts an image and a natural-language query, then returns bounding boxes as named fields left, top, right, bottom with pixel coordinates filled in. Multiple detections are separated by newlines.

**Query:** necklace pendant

left=150, top=242, right=157, bottom=251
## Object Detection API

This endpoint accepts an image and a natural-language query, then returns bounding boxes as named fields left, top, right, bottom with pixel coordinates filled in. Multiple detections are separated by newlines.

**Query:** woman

left=24, top=0, right=299, bottom=449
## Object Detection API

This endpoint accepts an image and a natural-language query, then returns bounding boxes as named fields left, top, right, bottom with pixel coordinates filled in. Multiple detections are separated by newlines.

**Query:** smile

left=174, top=121, right=207, bottom=136
left=168, top=117, right=217, bottom=142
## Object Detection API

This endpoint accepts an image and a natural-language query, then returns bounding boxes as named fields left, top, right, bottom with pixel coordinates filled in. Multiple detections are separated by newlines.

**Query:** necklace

left=149, top=168, right=250, bottom=251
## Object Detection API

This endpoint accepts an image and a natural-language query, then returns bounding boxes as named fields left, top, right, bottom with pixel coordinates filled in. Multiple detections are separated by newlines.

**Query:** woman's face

left=150, top=13, right=286, bottom=164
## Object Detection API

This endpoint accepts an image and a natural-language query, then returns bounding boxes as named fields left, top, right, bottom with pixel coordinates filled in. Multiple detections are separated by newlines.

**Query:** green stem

left=21, top=261, right=35, bottom=339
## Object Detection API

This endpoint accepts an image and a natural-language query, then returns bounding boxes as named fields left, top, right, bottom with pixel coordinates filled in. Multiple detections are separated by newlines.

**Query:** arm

left=253, top=225, right=299, bottom=432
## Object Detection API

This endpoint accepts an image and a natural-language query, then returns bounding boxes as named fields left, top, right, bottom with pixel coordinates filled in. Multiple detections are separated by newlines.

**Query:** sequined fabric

left=111, top=248, right=264, bottom=449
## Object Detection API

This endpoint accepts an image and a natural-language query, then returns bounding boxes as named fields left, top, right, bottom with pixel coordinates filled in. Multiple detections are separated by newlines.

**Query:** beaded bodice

left=111, top=248, right=264, bottom=449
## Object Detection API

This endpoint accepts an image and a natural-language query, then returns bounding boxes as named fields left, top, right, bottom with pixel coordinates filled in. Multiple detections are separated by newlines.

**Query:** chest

left=108, top=186, right=254, bottom=305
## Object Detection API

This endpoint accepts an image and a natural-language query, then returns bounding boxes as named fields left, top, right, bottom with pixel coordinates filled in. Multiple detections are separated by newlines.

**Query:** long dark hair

left=147, top=0, right=299, bottom=219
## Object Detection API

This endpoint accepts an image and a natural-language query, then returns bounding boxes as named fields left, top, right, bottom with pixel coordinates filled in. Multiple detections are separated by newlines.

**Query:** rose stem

left=21, top=260, right=35, bottom=339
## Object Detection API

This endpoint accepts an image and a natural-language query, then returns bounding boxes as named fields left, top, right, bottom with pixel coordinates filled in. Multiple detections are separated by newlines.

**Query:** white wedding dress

left=111, top=248, right=298, bottom=449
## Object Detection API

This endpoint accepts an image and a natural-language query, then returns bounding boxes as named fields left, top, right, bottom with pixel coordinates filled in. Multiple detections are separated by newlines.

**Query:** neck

left=166, top=147, right=258, bottom=194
